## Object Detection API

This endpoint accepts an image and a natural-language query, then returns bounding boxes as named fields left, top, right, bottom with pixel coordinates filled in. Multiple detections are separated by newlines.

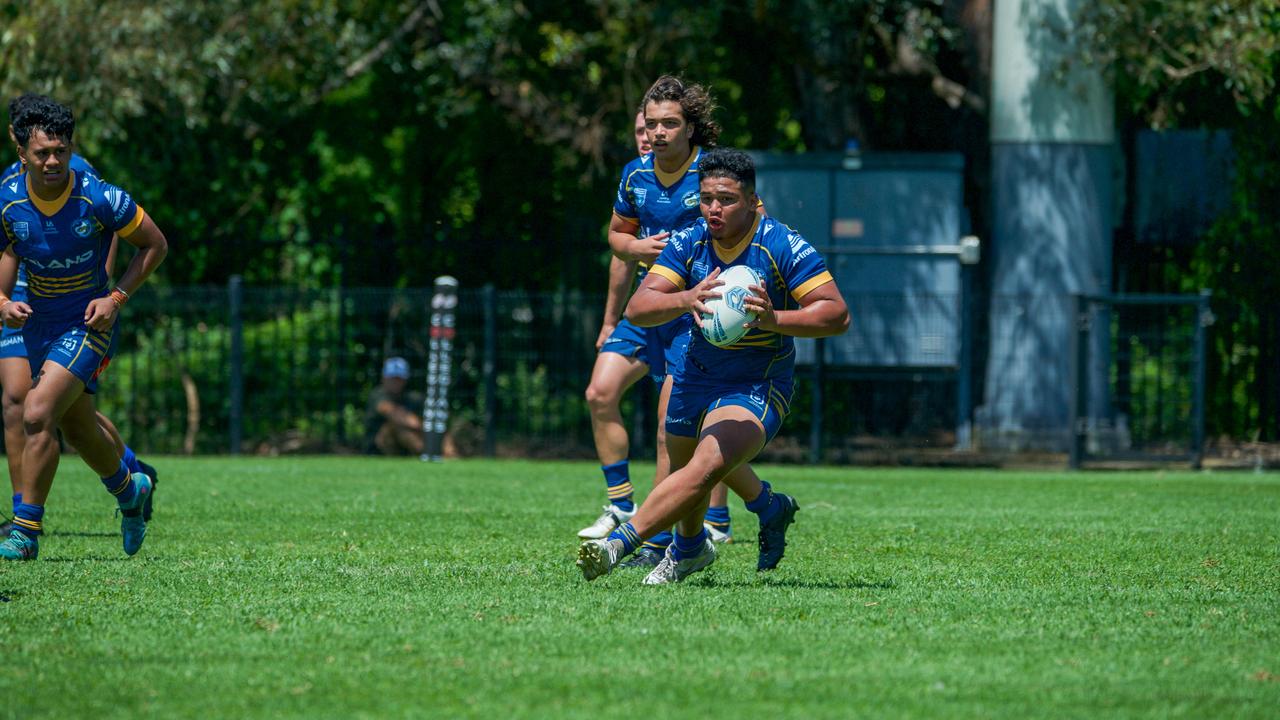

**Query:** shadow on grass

left=698, top=575, right=896, bottom=590
left=0, top=590, right=17, bottom=602
left=47, top=531, right=117, bottom=538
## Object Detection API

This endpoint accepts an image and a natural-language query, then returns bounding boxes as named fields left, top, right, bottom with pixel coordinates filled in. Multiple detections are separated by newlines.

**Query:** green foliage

left=1075, top=0, right=1280, bottom=127
left=0, top=0, right=983, bottom=290
left=3, top=459, right=1279, bottom=717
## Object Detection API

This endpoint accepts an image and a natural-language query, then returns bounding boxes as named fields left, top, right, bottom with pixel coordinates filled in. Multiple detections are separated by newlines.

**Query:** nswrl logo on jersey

left=633, top=187, right=647, bottom=207
left=11, top=221, right=29, bottom=241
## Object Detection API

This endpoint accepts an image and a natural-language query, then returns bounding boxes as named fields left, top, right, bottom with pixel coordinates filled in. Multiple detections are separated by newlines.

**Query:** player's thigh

left=695, top=404, right=767, bottom=475
left=586, top=350, right=648, bottom=404
left=666, top=433, right=698, bottom=473
left=654, top=374, right=674, bottom=440
left=24, top=361, right=87, bottom=429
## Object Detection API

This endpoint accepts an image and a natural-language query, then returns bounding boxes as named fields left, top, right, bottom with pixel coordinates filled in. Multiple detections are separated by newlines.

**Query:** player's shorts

left=1, top=284, right=29, bottom=360
left=646, top=318, right=692, bottom=380
left=664, top=371, right=793, bottom=443
left=23, top=318, right=117, bottom=394
left=0, top=325, right=25, bottom=360
left=600, top=317, right=689, bottom=384
left=599, top=317, right=649, bottom=360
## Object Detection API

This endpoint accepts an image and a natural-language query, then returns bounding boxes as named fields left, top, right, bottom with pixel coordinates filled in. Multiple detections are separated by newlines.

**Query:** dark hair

left=11, top=94, right=75, bottom=146
left=641, top=75, right=721, bottom=148
left=698, top=148, right=755, bottom=194
left=8, top=93, right=41, bottom=125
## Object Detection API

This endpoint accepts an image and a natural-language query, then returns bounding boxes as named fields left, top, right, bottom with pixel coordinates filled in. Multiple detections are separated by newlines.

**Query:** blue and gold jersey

left=650, top=215, right=834, bottom=383
left=1, top=156, right=100, bottom=301
left=612, top=146, right=705, bottom=246
left=0, top=169, right=143, bottom=321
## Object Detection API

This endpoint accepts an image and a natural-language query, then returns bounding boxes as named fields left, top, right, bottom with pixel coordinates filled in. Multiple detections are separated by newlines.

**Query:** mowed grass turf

left=0, top=457, right=1277, bottom=718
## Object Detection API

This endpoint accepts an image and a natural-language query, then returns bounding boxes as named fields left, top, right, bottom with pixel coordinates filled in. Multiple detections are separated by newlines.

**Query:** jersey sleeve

left=611, top=164, right=640, bottom=223
left=95, top=180, right=145, bottom=237
left=780, top=228, right=834, bottom=301
left=648, top=223, right=698, bottom=290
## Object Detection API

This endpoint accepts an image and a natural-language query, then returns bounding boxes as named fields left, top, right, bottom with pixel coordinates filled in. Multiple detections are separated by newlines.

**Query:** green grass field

left=0, top=458, right=1276, bottom=718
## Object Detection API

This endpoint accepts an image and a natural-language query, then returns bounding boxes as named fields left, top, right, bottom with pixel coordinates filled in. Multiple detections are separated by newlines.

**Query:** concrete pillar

left=977, top=0, right=1114, bottom=449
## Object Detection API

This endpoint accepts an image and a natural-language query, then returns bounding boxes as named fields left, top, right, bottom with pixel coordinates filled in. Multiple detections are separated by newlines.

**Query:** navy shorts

left=24, top=318, right=117, bottom=394
left=599, top=317, right=690, bottom=384
left=664, top=373, right=793, bottom=443
left=0, top=325, right=25, bottom=359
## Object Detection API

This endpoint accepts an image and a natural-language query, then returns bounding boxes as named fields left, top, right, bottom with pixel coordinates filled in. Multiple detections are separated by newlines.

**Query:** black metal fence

left=1068, top=292, right=1211, bottom=468
left=92, top=280, right=967, bottom=460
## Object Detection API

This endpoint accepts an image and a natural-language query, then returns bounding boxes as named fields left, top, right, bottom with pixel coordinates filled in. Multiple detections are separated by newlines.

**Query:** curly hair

left=698, top=148, right=756, bottom=195
left=641, top=75, right=721, bottom=148
left=11, top=94, right=75, bottom=146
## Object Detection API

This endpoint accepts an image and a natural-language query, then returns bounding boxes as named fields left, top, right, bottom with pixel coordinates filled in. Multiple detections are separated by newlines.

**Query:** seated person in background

left=365, top=357, right=425, bottom=456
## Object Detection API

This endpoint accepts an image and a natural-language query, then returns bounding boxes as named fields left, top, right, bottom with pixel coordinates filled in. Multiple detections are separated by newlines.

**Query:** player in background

left=579, top=110, right=663, bottom=546
left=0, top=96, right=167, bottom=559
left=578, top=148, right=850, bottom=583
left=0, top=94, right=158, bottom=535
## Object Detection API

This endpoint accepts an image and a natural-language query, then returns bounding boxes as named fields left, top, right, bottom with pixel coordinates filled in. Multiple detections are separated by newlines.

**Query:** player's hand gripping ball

left=700, top=265, right=763, bottom=347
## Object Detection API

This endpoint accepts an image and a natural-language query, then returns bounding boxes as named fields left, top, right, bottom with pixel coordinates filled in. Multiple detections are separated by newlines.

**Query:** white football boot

left=577, top=504, right=636, bottom=539
left=577, top=538, right=624, bottom=581
left=642, top=539, right=717, bottom=585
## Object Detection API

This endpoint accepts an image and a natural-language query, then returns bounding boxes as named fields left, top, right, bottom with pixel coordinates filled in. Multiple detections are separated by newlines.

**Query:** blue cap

left=382, top=356, right=410, bottom=379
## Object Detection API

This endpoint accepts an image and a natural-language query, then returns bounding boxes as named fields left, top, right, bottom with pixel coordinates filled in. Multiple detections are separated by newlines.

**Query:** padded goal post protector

left=423, top=276, right=458, bottom=461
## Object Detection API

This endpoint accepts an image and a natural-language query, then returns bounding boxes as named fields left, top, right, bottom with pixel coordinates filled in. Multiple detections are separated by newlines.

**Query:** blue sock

left=745, top=480, right=782, bottom=525
left=101, top=461, right=137, bottom=505
left=643, top=530, right=673, bottom=551
left=121, top=445, right=141, bottom=475
left=601, top=460, right=634, bottom=512
left=12, top=502, right=44, bottom=538
left=11, top=493, right=20, bottom=515
left=606, top=522, right=642, bottom=556
left=705, top=505, right=731, bottom=534
left=673, top=528, right=708, bottom=560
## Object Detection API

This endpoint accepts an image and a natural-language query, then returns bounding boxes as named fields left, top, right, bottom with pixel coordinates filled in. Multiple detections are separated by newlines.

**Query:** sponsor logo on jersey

left=43, top=220, right=57, bottom=235
left=657, top=191, right=671, bottom=204
left=12, top=222, right=28, bottom=241
left=633, top=187, right=647, bottom=207
left=681, top=191, right=698, bottom=208
left=105, top=187, right=132, bottom=223
left=27, top=249, right=94, bottom=271
left=72, top=217, right=94, bottom=238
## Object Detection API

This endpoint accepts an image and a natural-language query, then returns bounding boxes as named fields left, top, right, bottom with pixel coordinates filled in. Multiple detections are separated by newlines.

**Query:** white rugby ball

left=700, top=265, right=763, bottom=347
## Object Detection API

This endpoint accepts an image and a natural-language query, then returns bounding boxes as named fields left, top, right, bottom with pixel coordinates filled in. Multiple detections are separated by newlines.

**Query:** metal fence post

left=482, top=284, right=497, bottom=458
left=1191, top=289, right=1212, bottom=470
left=1068, top=294, right=1089, bottom=469
left=808, top=338, right=826, bottom=465
left=229, top=275, right=244, bottom=455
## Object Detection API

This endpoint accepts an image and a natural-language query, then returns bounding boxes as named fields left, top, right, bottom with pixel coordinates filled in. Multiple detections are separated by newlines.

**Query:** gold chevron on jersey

left=26, top=268, right=99, bottom=297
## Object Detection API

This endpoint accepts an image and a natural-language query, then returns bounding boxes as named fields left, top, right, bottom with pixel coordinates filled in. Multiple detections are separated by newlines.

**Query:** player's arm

left=608, top=213, right=668, bottom=265
left=0, top=248, right=29, bottom=329
left=104, top=234, right=120, bottom=278
left=625, top=266, right=723, bottom=328
left=745, top=279, right=849, bottom=338
left=596, top=255, right=637, bottom=350
left=84, top=212, right=168, bottom=332
left=376, top=399, right=422, bottom=430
